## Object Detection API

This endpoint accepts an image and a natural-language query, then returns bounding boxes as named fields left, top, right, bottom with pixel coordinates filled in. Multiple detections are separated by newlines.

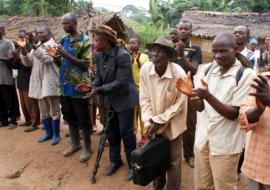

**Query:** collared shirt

left=139, top=62, right=188, bottom=140
left=241, top=47, right=256, bottom=70
left=195, top=60, right=256, bottom=155
left=131, top=52, right=149, bottom=88
left=241, top=75, right=270, bottom=185
left=59, top=32, right=91, bottom=98
left=21, top=38, right=59, bottom=99
left=0, top=38, right=15, bottom=85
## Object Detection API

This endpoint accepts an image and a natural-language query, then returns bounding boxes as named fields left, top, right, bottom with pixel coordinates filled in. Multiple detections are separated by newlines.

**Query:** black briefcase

left=131, top=135, right=171, bottom=186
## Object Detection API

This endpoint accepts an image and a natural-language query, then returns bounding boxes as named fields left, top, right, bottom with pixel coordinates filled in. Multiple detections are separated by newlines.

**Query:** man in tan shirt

left=176, top=32, right=255, bottom=190
left=140, top=36, right=188, bottom=190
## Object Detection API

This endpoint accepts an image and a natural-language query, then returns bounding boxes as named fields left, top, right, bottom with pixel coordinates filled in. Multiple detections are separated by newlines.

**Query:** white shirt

left=139, top=62, right=188, bottom=140
left=241, top=47, right=257, bottom=71
left=21, top=38, right=59, bottom=99
left=195, top=60, right=256, bottom=155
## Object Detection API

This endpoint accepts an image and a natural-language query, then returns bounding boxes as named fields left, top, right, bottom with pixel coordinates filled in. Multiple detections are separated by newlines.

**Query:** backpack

left=204, top=63, right=247, bottom=86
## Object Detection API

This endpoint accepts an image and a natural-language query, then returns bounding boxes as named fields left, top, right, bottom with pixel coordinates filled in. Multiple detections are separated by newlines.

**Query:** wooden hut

left=2, top=12, right=133, bottom=42
left=182, top=11, right=270, bottom=63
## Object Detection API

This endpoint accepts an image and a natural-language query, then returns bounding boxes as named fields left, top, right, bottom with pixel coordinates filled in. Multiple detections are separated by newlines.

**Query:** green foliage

left=0, top=0, right=86, bottom=16
left=147, top=0, right=270, bottom=29
left=137, top=22, right=169, bottom=49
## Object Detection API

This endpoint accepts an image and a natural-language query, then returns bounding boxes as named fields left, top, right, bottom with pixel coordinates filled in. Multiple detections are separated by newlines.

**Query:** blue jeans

left=106, top=108, right=136, bottom=168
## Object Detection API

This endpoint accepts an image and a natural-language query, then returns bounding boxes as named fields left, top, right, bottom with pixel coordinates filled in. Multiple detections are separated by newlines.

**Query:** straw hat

left=146, top=36, right=178, bottom=58
left=89, top=24, right=118, bottom=44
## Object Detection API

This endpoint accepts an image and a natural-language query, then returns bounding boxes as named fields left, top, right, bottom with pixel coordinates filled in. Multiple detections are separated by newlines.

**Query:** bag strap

left=204, top=63, right=247, bottom=86
left=204, top=63, right=214, bottom=76
left=235, top=65, right=247, bottom=86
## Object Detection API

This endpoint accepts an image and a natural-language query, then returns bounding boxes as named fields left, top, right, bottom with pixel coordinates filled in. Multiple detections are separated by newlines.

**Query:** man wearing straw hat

left=140, top=36, right=188, bottom=190
left=88, top=24, right=138, bottom=180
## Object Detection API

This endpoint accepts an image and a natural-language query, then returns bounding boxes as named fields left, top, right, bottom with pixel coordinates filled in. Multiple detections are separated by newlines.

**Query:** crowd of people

left=0, top=12, right=269, bottom=190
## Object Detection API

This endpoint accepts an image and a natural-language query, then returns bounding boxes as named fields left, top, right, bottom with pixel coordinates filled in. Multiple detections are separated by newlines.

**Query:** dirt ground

left=0, top=121, right=247, bottom=190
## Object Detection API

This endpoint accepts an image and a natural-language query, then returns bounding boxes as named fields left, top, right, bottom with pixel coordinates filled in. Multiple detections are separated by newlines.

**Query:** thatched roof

left=2, top=12, right=132, bottom=41
left=182, top=11, right=270, bottom=39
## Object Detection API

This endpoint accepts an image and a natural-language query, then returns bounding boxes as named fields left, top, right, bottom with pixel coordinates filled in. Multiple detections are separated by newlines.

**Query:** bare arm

left=205, top=93, right=239, bottom=120
left=178, top=56, right=200, bottom=75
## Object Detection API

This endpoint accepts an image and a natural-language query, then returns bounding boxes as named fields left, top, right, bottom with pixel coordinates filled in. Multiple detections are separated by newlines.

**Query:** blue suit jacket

left=92, top=45, right=139, bottom=112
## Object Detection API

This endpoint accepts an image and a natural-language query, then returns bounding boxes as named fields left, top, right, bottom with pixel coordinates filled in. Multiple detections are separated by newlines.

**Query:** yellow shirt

left=132, top=53, right=149, bottom=88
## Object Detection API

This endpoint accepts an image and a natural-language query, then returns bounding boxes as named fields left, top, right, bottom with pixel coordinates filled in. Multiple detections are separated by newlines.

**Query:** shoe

left=24, top=124, right=39, bottom=132
left=38, top=118, right=53, bottom=142
left=127, top=169, right=133, bottom=181
left=8, top=123, right=17, bottom=130
left=19, top=121, right=31, bottom=126
left=63, top=125, right=81, bottom=156
left=105, top=160, right=123, bottom=176
left=79, top=126, right=91, bottom=162
left=186, top=156, right=195, bottom=168
left=51, top=120, right=61, bottom=145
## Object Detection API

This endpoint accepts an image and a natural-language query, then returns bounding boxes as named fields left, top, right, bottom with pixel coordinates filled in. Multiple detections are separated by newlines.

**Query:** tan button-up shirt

left=139, top=62, right=188, bottom=141
left=195, top=60, right=256, bottom=155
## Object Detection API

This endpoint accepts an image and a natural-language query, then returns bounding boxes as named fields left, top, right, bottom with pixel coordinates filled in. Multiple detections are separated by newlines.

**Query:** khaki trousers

left=194, top=143, right=240, bottom=190
left=38, top=96, right=60, bottom=120
left=153, top=135, right=182, bottom=190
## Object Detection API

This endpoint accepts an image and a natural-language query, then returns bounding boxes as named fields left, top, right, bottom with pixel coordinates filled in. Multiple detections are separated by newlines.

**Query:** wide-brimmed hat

left=146, top=36, right=178, bottom=58
left=89, top=24, right=118, bottom=44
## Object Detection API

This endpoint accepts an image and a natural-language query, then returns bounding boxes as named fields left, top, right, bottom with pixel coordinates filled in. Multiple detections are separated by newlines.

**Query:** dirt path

left=0, top=122, right=247, bottom=190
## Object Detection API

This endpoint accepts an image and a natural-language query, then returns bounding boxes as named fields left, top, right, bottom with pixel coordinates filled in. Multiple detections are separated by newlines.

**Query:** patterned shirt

left=241, top=75, right=270, bottom=185
left=59, top=33, right=91, bottom=98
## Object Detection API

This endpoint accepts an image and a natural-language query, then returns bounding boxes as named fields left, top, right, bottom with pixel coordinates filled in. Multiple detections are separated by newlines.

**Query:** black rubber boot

left=63, top=125, right=81, bottom=156
left=79, top=126, right=91, bottom=162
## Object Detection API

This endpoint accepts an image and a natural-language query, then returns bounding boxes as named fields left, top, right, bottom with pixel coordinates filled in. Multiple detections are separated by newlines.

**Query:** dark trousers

left=183, top=101, right=197, bottom=159
left=0, top=91, right=8, bottom=123
left=60, top=96, right=91, bottom=129
left=19, top=90, right=31, bottom=122
left=12, top=84, right=20, bottom=118
left=19, top=90, right=40, bottom=125
left=0, top=85, right=17, bottom=124
left=106, top=107, right=136, bottom=168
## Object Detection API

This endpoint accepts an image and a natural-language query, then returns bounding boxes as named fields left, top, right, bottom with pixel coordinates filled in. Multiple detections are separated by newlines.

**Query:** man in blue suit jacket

left=88, top=25, right=138, bottom=181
